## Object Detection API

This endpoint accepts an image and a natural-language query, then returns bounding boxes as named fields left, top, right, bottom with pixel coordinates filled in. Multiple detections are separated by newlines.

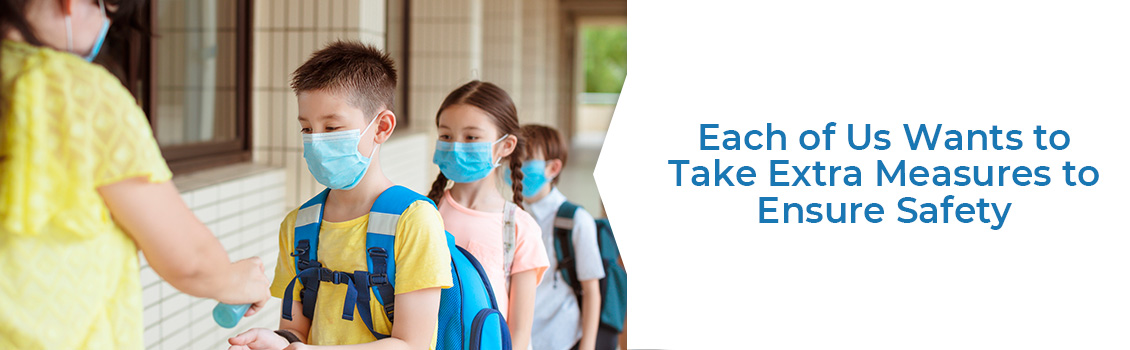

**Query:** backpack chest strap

left=282, top=266, right=359, bottom=322
left=284, top=186, right=430, bottom=341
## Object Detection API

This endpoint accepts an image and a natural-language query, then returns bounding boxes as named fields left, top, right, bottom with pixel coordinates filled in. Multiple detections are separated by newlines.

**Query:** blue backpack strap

left=596, top=219, right=621, bottom=259
left=353, top=185, right=433, bottom=340
left=553, top=201, right=582, bottom=292
left=283, top=189, right=329, bottom=321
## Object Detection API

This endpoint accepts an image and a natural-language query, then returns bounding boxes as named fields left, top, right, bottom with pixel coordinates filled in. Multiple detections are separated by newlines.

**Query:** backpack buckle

left=296, top=260, right=321, bottom=270
left=368, top=247, right=387, bottom=259
left=292, top=240, right=311, bottom=257
left=368, top=273, right=388, bottom=285
left=332, top=271, right=352, bottom=284
left=290, top=247, right=307, bottom=257
left=317, top=269, right=352, bottom=285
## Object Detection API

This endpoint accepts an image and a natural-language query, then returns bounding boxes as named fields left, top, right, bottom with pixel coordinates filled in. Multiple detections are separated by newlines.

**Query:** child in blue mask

left=228, top=41, right=453, bottom=350
left=426, top=81, right=550, bottom=350
left=517, top=125, right=610, bottom=350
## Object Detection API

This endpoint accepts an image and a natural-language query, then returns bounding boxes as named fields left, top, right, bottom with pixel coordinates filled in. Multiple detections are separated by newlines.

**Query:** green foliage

left=583, top=26, right=627, bottom=93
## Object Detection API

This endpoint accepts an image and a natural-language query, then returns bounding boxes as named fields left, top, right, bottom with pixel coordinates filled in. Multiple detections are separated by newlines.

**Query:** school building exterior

left=132, top=0, right=624, bottom=348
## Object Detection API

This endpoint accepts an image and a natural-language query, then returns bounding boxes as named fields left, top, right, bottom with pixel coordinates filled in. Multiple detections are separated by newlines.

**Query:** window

left=151, top=0, right=252, bottom=172
left=99, top=0, right=252, bottom=174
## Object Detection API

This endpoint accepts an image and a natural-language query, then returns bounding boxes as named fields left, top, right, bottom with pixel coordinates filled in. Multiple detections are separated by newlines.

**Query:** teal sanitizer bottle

left=213, top=303, right=251, bottom=328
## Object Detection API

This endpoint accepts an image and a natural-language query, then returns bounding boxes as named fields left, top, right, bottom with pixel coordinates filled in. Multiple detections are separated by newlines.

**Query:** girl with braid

left=427, top=80, right=549, bottom=350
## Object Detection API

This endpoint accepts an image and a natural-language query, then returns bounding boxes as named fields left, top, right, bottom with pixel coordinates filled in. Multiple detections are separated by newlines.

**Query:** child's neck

left=448, top=172, right=507, bottom=212
left=324, top=164, right=394, bottom=222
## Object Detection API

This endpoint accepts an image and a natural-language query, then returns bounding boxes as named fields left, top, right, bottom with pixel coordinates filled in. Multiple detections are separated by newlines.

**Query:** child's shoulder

left=551, top=198, right=597, bottom=227
left=402, top=198, right=442, bottom=218
left=396, top=195, right=446, bottom=232
left=567, top=204, right=596, bottom=223
left=279, top=207, right=302, bottom=229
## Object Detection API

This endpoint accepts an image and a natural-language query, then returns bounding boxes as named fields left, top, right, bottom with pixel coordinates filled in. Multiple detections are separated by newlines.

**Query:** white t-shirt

left=527, top=188, right=606, bottom=350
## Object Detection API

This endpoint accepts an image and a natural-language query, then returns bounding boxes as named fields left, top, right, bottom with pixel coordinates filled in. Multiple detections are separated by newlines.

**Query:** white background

left=596, top=1, right=1130, bottom=348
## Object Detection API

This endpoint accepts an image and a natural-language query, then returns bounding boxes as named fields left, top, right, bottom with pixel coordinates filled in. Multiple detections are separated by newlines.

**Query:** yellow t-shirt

left=270, top=199, right=454, bottom=347
left=0, top=40, right=172, bottom=350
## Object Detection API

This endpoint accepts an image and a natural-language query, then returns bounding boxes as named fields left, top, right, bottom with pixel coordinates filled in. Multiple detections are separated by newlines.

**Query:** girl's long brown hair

left=427, top=80, right=526, bottom=209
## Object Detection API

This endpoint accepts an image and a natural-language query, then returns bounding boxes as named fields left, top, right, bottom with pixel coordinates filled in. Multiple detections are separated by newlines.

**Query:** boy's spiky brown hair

left=290, top=40, right=397, bottom=117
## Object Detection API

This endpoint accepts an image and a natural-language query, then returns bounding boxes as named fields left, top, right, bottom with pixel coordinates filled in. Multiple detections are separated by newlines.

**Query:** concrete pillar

left=482, top=0, right=523, bottom=95
left=543, top=0, right=561, bottom=128
left=520, top=0, right=548, bottom=125
left=408, top=0, right=482, bottom=128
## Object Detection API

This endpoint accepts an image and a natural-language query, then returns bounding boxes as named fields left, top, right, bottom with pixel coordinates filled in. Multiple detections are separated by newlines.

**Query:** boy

left=228, top=41, right=452, bottom=350
left=519, top=125, right=608, bottom=350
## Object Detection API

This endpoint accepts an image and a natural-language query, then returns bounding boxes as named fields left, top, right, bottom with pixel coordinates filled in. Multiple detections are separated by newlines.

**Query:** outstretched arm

left=99, top=177, right=270, bottom=307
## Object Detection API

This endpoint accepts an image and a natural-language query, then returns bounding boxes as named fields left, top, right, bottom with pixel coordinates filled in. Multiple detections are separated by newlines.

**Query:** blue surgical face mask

left=66, top=0, right=110, bottom=62
left=433, top=135, right=508, bottom=183
left=504, top=159, right=550, bottom=198
left=302, top=117, right=378, bottom=190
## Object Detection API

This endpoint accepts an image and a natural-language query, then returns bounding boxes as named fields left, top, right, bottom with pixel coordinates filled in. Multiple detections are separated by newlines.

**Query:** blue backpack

left=553, top=201, right=627, bottom=334
left=281, top=185, right=512, bottom=350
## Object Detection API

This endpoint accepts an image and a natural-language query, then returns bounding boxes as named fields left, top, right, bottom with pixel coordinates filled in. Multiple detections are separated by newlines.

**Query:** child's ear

left=373, top=110, right=397, bottom=144
left=497, top=134, right=518, bottom=158
left=546, top=159, right=564, bottom=179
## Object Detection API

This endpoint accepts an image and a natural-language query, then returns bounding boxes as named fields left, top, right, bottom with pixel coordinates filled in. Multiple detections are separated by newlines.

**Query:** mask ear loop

left=490, top=134, right=510, bottom=167
left=63, top=0, right=107, bottom=55
left=360, top=115, right=381, bottom=159
left=64, top=0, right=73, bottom=53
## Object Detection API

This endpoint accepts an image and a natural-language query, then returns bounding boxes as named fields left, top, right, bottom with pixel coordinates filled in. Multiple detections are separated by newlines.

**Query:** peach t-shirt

left=438, top=191, right=549, bottom=319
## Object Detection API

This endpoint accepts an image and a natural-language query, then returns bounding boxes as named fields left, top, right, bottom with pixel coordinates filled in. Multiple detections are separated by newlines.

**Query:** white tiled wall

left=142, top=170, right=287, bottom=350
left=407, top=0, right=483, bottom=128
left=381, top=132, right=433, bottom=193
left=407, top=0, right=564, bottom=136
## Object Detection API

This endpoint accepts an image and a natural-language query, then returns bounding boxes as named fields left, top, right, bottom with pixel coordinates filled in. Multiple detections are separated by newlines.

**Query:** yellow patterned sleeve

left=86, top=70, right=172, bottom=187
left=0, top=42, right=169, bottom=236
